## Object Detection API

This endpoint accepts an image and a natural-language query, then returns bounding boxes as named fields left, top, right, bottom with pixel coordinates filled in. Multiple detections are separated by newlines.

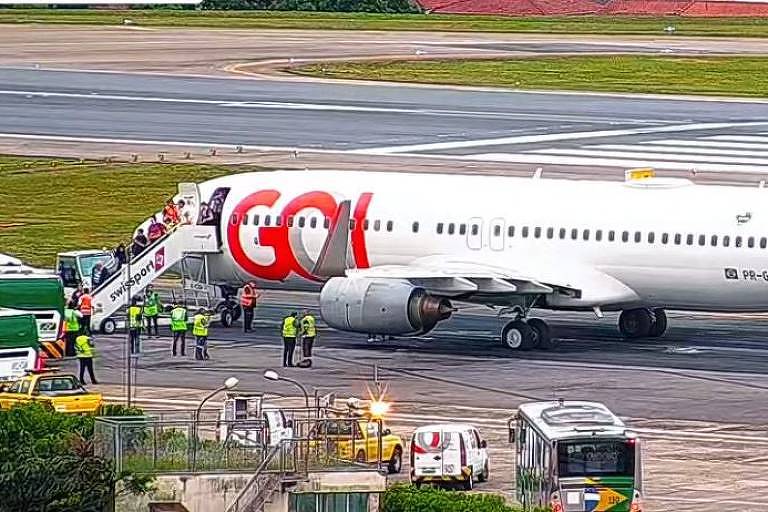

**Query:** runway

left=4, top=67, right=768, bottom=177
left=57, top=290, right=768, bottom=511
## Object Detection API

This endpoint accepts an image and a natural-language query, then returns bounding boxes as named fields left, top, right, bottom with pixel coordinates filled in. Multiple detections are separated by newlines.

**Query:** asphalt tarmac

left=58, top=290, right=768, bottom=511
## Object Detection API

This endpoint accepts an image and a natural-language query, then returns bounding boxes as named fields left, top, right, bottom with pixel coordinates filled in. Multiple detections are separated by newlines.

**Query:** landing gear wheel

left=388, top=447, right=403, bottom=474
left=231, top=305, right=242, bottom=322
left=100, top=318, right=116, bottom=335
left=501, top=320, right=535, bottom=350
left=478, top=461, right=489, bottom=482
left=618, top=309, right=653, bottom=338
left=649, top=308, right=668, bottom=337
left=527, top=318, right=552, bottom=350
left=219, top=308, right=234, bottom=328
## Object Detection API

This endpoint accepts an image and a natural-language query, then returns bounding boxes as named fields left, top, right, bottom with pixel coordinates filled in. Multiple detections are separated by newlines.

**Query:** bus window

left=557, top=440, right=635, bottom=478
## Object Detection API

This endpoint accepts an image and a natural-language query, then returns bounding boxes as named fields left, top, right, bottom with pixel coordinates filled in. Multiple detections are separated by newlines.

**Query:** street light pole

left=192, top=376, right=239, bottom=472
left=125, top=249, right=132, bottom=407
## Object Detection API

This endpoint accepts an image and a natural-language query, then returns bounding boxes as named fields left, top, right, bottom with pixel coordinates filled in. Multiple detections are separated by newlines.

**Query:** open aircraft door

left=467, top=217, right=483, bottom=251
left=177, top=182, right=201, bottom=225
left=489, top=217, right=506, bottom=251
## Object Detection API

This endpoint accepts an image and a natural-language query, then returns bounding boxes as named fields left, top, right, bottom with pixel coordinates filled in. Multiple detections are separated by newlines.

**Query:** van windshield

left=557, top=439, right=635, bottom=478
left=79, top=254, right=112, bottom=278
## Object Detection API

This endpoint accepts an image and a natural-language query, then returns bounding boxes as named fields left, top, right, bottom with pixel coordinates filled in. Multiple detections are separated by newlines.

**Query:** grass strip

left=2, top=9, right=768, bottom=37
left=0, top=157, right=238, bottom=267
left=296, top=55, right=768, bottom=97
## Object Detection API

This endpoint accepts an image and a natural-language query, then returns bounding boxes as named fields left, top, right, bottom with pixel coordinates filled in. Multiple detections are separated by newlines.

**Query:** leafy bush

left=199, top=0, right=421, bottom=12
left=381, top=484, right=532, bottom=512
left=0, top=402, right=152, bottom=512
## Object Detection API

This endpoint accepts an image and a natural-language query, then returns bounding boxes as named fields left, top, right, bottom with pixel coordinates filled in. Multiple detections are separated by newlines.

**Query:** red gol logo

left=154, top=247, right=165, bottom=271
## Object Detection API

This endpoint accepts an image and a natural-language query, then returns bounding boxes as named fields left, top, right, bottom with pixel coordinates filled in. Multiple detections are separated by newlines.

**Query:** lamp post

left=264, top=369, right=309, bottom=409
left=192, top=376, right=239, bottom=471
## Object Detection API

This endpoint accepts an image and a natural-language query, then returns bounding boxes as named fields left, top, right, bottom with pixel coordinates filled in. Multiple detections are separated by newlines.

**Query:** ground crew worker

left=193, top=308, right=210, bottom=361
left=63, top=301, right=82, bottom=357
left=78, top=287, right=93, bottom=335
left=75, top=333, right=98, bottom=385
left=240, top=281, right=261, bottom=333
left=170, top=302, right=188, bottom=357
left=281, top=312, right=298, bottom=368
left=128, top=297, right=142, bottom=355
left=143, top=286, right=160, bottom=338
left=300, top=310, right=317, bottom=364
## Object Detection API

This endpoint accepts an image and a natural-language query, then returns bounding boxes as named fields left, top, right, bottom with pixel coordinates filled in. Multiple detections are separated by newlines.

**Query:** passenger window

left=508, top=226, right=515, bottom=237
left=459, top=224, right=467, bottom=235
left=242, top=214, right=248, bottom=225
left=534, top=227, right=541, bottom=239
left=374, top=220, right=381, bottom=232
left=571, top=229, right=578, bottom=240
left=254, top=214, right=260, bottom=226
left=364, top=219, right=370, bottom=231
left=583, top=229, right=590, bottom=241
left=622, top=231, right=629, bottom=243
left=449, top=223, right=456, bottom=235
left=723, top=235, right=731, bottom=247
left=761, top=237, right=767, bottom=249
left=647, top=232, right=655, bottom=244
left=287, top=215, right=294, bottom=227
left=472, top=224, right=479, bottom=236
left=264, top=215, right=271, bottom=227
left=386, top=220, right=393, bottom=232
left=634, top=231, right=641, bottom=243
left=436, top=222, right=444, bottom=234
left=559, top=228, right=566, bottom=239
left=661, top=233, right=669, bottom=244
left=230, top=213, right=239, bottom=225
left=686, top=234, right=693, bottom=246
left=324, top=217, right=330, bottom=229
left=596, top=230, right=603, bottom=242
left=748, top=236, right=755, bottom=248
left=310, top=217, right=317, bottom=229
left=674, top=233, right=681, bottom=245
left=276, top=216, right=282, bottom=226
left=547, top=227, right=554, bottom=239
left=297, top=217, right=305, bottom=228
left=493, top=225, right=501, bottom=237
left=711, top=235, right=718, bottom=247
left=412, top=221, right=419, bottom=233
left=522, top=226, right=529, bottom=238
left=349, top=219, right=356, bottom=230
left=608, top=230, right=616, bottom=242
left=736, top=236, right=743, bottom=248
left=698, top=234, right=705, bottom=246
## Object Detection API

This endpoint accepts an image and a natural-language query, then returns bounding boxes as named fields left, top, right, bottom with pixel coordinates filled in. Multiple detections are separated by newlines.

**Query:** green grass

left=3, top=9, right=768, bottom=37
left=296, top=55, right=768, bottom=97
left=0, top=157, right=236, bottom=268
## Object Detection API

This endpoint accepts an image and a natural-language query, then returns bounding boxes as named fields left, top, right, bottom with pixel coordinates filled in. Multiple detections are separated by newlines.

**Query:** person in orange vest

left=240, top=281, right=261, bottom=333
left=77, top=287, right=93, bottom=335
left=162, top=198, right=180, bottom=227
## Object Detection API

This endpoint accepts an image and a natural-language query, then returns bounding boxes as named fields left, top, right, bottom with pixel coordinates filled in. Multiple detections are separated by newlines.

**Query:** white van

left=410, top=423, right=490, bottom=490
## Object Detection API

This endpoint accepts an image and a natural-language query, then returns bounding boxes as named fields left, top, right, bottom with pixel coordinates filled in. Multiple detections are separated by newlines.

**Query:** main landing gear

left=618, top=308, right=667, bottom=338
left=500, top=317, right=554, bottom=351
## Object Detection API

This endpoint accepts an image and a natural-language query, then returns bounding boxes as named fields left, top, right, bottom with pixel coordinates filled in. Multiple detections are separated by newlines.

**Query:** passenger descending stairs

left=89, top=225, right=220, bottom=332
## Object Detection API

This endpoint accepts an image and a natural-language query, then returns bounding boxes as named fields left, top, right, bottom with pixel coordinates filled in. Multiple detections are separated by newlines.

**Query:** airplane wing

left=346, top=255, right=640, bottom=307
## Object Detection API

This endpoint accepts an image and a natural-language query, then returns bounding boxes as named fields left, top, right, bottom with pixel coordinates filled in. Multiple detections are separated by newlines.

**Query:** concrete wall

left=117, top=473, right=250, bottom=512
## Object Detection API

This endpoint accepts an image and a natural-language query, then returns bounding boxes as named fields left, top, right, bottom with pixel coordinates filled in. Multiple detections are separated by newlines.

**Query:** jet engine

left=319, top=277, right=453, bottom=335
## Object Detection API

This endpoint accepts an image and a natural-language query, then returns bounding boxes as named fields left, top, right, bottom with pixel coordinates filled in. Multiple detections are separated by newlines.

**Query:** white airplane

left=88, top=168, right=768, bottom=349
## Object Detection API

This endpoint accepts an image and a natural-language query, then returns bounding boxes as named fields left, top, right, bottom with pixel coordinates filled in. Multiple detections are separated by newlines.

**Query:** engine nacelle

left=319, top=277, right=452, bottom=335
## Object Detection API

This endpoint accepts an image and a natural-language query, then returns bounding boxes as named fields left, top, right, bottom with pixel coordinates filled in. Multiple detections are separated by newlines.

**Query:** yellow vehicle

left=312, top=417, right=404, bottom=474
left=0, top=371, right=102, bottom=414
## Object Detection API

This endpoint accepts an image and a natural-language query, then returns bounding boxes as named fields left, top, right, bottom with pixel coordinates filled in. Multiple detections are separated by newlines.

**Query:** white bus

left=509, top=400, right=643, bottom=512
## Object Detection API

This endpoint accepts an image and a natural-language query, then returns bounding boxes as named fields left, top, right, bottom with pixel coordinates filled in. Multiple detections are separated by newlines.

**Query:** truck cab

left=0, top=309, right=40, bottom=382
left=56, top=250, right=115, bottom=293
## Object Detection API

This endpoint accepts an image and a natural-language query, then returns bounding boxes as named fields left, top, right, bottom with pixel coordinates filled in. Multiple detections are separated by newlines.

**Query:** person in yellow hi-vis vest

left=143, top=285, right=160, bottom=338
left=170, top=302, right=188, bottom=357
left=281, top=312, right=298, bottom=368
left=128, top=297, right=143, bottom=355
left=75, top=334, right=98, bottom=384
left=193, top=308, right=210, bottom=361
left=63, top=301, right=83, bottom=357
left=299, top=310, right=317, bottom=368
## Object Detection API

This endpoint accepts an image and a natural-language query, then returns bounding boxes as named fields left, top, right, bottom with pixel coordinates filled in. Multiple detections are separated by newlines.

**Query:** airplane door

left=467, top=217, right=483, bottom=250
left=178, top=182, right=201, bottom=224
left=489, top=218, right=506, bottom=251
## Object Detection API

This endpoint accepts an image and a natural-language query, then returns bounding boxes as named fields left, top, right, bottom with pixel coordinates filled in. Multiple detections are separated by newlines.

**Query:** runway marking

left=351, top=122, right=768, bottom=155
left=650, top=139, right=768, bottom=151
left=595, top=143, right=768, bottom=158
left=531, top=147, right=768, bottom=166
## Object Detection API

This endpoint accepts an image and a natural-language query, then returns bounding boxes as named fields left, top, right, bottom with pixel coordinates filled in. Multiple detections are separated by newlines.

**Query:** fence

left=94, top=410, right=385, bottom=476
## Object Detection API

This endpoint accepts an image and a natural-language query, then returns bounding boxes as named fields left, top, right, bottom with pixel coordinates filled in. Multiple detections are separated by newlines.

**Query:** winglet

left=312, top=200, right=351, bottom=277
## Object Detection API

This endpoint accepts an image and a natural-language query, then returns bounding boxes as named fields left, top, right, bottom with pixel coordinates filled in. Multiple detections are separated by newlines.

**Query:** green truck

left=0, top=273, right=65, bottom=344
left=0, top=309, right=40, bottom=381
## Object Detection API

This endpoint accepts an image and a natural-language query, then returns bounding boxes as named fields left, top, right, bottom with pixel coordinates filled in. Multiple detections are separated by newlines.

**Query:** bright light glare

left=370, top=400, right=390, bottom=418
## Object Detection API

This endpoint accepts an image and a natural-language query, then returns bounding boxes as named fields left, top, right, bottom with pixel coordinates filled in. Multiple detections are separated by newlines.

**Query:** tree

left=0, top=403, right=152, bottom=512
